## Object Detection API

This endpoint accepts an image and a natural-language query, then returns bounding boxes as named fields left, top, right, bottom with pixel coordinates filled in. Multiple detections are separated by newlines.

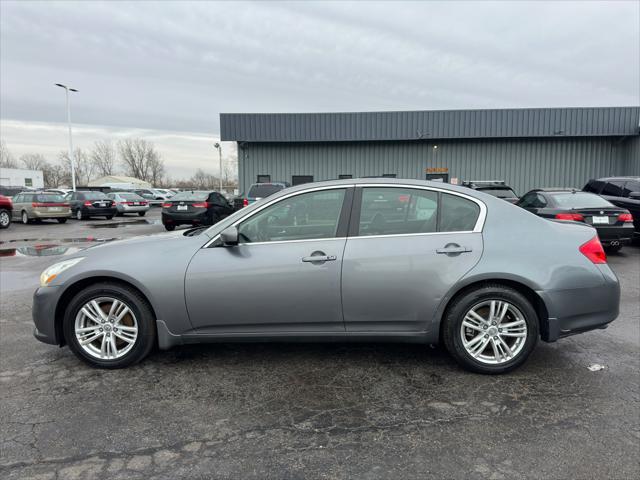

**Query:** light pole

left=214, top=142, right=223, bottom=192
left=55, top=83, right=78, bottom=191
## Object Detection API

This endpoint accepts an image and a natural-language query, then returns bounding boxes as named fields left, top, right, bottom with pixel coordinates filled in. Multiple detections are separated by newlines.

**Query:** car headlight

left=39, top=257, right=84, bottom=287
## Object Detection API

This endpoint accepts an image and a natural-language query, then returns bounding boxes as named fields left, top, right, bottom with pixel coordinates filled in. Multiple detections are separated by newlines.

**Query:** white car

left=106, top=192, right=151, bottom=216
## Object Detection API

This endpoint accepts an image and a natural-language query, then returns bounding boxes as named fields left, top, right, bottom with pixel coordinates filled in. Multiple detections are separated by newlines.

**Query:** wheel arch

left=434, top=276, right=550, bottom=343
left=54, top=275, right=158, bottom=346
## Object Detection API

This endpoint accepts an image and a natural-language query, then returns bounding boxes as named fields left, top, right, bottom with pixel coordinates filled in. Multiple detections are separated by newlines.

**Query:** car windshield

left=248, top=184, right=283, bottom=198
left=170, top=191, right=209, bottom=201
left=550, top=192, right=613, bottom=208
left=478, top=188, right=518, bottom=198
left=83, top=192, right=108, bottom=200
left=35, top=194, right=64, bottom=202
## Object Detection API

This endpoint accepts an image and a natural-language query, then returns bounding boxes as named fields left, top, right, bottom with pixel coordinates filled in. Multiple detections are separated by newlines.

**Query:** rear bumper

left=32, top=286, right=63, bottom=345
left=32, top=210, right=71, bottom=219
left=539, top=266, right=620, bottom=342
left=82, top=207, right=117, bottom=217
left=162, top=211, right=209, bottom=225
left=117, top=205, right=149, bottom=213
left=596, top=225, right=634, bottom=245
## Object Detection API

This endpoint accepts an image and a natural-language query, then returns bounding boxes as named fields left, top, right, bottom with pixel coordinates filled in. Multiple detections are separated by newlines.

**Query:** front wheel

left=0, top=209, right=10, bottom=229
left=63, top=282, right=156, bottom=368
left=164, top=224, right=175, bottom=231
left=442, top=284, right=539, bottom=374
left=57, top=218, right=68, bottom=224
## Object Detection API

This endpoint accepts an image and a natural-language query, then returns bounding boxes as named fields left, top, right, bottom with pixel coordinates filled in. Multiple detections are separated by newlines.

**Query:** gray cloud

left=1, top=1, right=638, bottom=136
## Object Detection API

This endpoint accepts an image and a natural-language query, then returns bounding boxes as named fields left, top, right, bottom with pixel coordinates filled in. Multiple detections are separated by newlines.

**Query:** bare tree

left=58, top=149, right=95, bottom=186
left=118, top=138, right=165, bottom=186
left=91, top=140, right=117, bottom=177
left=0, top=140, right=18, bottom=168
left=42, top=162, right=69, bottom=188
left=20, top=153, right=49, bottom=171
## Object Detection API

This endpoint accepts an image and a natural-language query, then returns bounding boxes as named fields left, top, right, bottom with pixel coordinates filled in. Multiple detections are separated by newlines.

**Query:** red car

left=0, top=195, right=12, bottom=229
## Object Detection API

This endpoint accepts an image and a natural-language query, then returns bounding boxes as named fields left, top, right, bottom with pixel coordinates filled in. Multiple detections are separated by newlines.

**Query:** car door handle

left=302, top=254, right=337, bottom=263
left=436, top=245, right=471, bottom=255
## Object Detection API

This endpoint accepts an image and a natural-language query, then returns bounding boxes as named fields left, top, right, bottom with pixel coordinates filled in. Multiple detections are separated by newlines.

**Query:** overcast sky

left=1, top=0, right=639, bottom=179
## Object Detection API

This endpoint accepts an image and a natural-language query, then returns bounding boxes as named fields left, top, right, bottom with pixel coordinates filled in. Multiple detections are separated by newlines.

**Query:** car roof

left=531, top=188, right=579, bottom=193
left=593, top=176, right=640, bottom=182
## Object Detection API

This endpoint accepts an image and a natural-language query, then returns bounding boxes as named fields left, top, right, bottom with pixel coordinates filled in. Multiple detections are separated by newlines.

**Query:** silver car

left=32, top=178, right=620, bottom=373
left=106, top=192, right=150, bottom=217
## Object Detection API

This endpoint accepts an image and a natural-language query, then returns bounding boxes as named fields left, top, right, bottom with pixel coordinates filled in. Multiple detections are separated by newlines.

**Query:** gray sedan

left=32, top=178, right=620, bottom=373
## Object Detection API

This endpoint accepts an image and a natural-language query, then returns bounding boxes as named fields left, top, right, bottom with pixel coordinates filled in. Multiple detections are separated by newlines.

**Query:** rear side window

left=35, top=194, right=64, bottom=202
left=439, top=193, right=481, bottom=232
left=622, top=181, right=640, bottom=197
left=358, top=188, right=438, bottom=236
left=248, top=184, right=283, bottom=198
left=601, top=182, right=624, bottom=197
left=356, top=188, right=480, bottom=236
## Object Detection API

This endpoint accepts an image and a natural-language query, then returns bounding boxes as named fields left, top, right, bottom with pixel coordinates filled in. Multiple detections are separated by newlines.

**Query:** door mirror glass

left=220, top=226, right=239, bottom=246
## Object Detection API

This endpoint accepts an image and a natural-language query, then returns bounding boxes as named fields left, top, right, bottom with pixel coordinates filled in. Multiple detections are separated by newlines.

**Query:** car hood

left=78, top=230, right=202, bottom=259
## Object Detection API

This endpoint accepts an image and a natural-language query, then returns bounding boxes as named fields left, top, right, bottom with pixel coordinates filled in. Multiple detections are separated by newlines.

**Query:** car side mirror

left=629, top=192, right=640, bottom=199
left=220, top=226, right=239, bottom=246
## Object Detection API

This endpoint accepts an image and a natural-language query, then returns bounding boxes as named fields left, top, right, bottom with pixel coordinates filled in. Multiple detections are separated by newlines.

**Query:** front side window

left=238, top=189, right=346, bottom=243
left=358, top=188, right=438, bottom=236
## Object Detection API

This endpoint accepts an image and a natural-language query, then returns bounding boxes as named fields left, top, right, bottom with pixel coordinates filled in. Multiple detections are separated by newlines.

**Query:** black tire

left=138, top=211, right=146, bottom=217
left=63, top=282, right=156, bottom=369
left=57, top=218, right=68, bottom=224
left=106, top=215, right=114, bottom=220
left=164, top=224, right=176, bottom=231
left=0, top=209, right=10, bottom=229
left=442, top=284, right=539, bottom=374
left=604, top=245, right=622, bottom=254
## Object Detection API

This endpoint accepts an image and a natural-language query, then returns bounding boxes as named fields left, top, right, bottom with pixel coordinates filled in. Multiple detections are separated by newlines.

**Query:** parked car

left=11, top=192, right=71, bottom=224
left=0, top=194, right=13, bottom=229
left=235, top=182, right=290, bottom=209
left=584, top=177, right=640, bottom=238
left=32, top=178, right=619, bottom=373
left=106, top=192, right=150, bottom=216
left=462, top=180, right=519, bottom=203
left=45, top=188, right=72, bottom=196
left=516, top=189, right=634, bottom=252
left=66, top=191, right=117, bottom=220
left=132, top=189, right=163, bottom=206
left=161, top=190, right=234, bottom=231
left=153, top=188, right=174, bottom=198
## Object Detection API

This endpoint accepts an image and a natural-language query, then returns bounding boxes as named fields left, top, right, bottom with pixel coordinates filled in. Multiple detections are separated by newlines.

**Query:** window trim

left=203, top=183, right=486, bottom=248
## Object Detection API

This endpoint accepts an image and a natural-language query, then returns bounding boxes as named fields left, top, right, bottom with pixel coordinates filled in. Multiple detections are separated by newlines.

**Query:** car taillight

left=32, top=203, right=44, bottom=207
left=162, top=202, right=172, bottom=208
left=243, top=198, right=249, bottom=207
left=141, top=201, right=148, bottom=206
left=555, top=213, right=584, bottom=221
left=618, top=213, right=633, bottom=222
left=84, top=201, right=92, bottom=206
left=579, top=236, right=606, bottom=264
left=192, top=202, right=209, bottom=208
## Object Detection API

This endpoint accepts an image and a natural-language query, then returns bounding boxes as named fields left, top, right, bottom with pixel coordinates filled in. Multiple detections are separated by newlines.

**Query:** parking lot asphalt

left=0, top=209, right=638, bottom=480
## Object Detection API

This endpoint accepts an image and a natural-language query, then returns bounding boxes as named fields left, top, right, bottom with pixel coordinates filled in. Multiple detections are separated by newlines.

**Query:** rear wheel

left=164, top=224, right=175, bottom=231
left=0, top=209, right=10, bottom=228
left=106, top=215, right=114, bottom=220
left=57, top=218, right=68, bottom=224
left=63, top=282, right=156, bottom=368
left=21, top=210, right=30, bottom=224
left=442, top=284, right=539, bottom=374
left=138, top=211, right=146, bottom=217
left=76, top=209, right=85, bottom=221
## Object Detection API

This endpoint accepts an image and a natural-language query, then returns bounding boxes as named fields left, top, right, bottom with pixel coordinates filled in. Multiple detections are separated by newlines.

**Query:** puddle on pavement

left=89, top=219, right=161, bottom=228
left=0, top=238, right=118, bottom=257
left=0, top=236, right=118, bottom=245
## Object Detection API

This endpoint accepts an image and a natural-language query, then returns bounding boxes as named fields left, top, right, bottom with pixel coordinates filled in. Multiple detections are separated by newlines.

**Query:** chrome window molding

left=202, top=183, right=487, bottom=248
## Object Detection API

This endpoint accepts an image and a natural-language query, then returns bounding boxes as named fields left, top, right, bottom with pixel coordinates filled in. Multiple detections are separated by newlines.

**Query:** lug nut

left=484, top=334, right=489, bottom=338
left=498, top=328, right=502, bottom=333
left=493, top=336, right=498, bottom=340
left=99, top=328, right=103, bottom=332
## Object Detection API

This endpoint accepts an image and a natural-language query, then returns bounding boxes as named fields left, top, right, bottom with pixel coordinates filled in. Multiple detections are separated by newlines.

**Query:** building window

left=338, top=174, right=352, bottom=179
left=382, top=174, right=396, bottom=178
left=24, top=178, right=33, bottom=187
left=292, top=175, right=314, bottom=186
left=257, top=175, right=271, bottom=183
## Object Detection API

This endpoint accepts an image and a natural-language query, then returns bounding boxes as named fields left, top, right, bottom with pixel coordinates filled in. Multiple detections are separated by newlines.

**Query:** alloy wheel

left=0, top=211, right=9, bottom=227
left=460, top=300, right=528, bottom=365
left=76, top=209, right=83, bottom=220
left=22, top=211, right=29, bottom=224
left=74, top=297, right=138, bottom=360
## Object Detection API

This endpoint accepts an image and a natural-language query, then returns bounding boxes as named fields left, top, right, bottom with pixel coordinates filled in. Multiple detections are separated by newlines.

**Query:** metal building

left=220, top=107, right=640, bottom=196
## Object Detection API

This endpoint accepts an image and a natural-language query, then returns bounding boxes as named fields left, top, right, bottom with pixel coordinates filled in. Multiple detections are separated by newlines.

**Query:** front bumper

left=539, top=265, right=620, bottom=342
left=32, top=286, right=63, bottom=345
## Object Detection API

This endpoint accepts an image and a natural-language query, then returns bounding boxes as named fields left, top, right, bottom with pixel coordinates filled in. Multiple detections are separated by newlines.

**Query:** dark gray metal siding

left=238, top=137, right=630, bottom=195
left=222, top=107, right=640, bottom=143
left=623, top=135, right=640, bottom=176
